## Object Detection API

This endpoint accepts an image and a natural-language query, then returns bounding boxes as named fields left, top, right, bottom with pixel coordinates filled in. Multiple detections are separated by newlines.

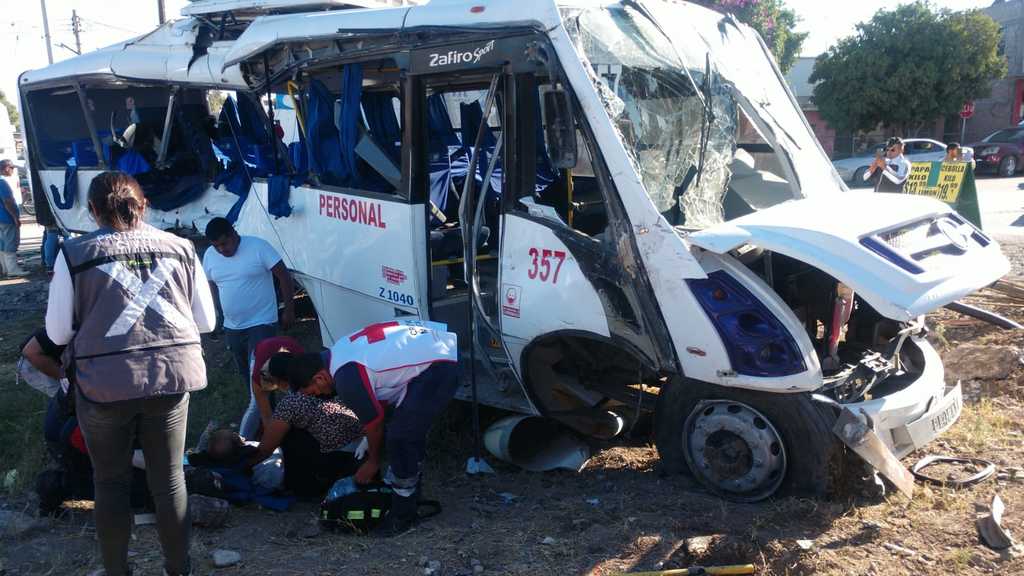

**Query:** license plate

left=905, top=383, right=962, bottom=448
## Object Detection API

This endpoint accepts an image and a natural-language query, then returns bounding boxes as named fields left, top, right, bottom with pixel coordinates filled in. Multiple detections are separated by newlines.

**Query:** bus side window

left=26, top=87, right=98, bottom=168
left=524, top=83, right=608, bottom=239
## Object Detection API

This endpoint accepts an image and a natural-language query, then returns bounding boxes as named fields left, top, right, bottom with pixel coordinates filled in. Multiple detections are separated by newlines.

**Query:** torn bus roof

left=181, top=0, right=389, bottom=18
left=220, top=0, right=565, bottom=70
left=19, top=20, right=248, bottom=90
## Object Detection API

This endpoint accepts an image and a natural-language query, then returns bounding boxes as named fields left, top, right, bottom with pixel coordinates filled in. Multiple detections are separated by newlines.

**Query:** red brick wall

left=802, top=110, right=836, bottom=158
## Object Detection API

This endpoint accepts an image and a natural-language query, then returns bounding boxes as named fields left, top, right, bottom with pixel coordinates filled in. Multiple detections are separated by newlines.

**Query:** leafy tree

left=694, top=0, right=808, bottom=73
left=810, top=2, right=1006, bottom=135
left=0, top=90, right=18, bottom=126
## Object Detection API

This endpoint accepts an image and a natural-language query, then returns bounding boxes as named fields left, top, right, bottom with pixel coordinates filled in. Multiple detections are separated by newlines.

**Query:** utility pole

left=39, top=0, right=53, bottom=64
left=157, top=0, right=166, bottom=24
left=71, top=10, right=82, bottom=55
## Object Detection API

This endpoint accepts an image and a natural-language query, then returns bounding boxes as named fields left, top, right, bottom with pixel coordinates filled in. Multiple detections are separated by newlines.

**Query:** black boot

left=375, top=491, right=418, bottom=537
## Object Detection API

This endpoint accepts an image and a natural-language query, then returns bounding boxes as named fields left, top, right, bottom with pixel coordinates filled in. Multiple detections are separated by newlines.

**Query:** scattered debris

left=833, top=408, right=915, bottom=497
left=212, top=549, right=242, bottom=568
left=796, top=539, right=815, bottom=551
left=911, top=455, right=996, bottom=487
left=497, top=492, right=518, bottom=504
left=3, top=469, right=17, bottom=491
left=190, top=494, right=230, bottom=528
left=977, top=495, right=1016, bottom=550
left=585, top=497, right=600, bottom=506
left=685, top=535, right=714, bottom=556
left=541, top=536, right=557, bottom=545
left=471, top=558, right=484, bottom=574
left=484, top=415, right=592, bottom=473
left=883, top=542, right=916, bottom=557
left=424, top=559, right=442, bottom=575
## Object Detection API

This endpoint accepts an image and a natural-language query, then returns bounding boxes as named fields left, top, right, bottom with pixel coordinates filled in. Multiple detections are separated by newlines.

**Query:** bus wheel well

left=521, top=333, right=661, bottom=438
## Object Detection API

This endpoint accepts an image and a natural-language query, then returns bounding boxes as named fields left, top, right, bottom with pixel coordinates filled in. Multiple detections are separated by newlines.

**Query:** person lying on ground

left=284, top=320, right=459, bottom=535
left=246, top=351, right=365, bottom=498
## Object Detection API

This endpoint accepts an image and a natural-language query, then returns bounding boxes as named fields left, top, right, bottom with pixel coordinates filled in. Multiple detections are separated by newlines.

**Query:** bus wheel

left=655, top=378, right=842, bottom=502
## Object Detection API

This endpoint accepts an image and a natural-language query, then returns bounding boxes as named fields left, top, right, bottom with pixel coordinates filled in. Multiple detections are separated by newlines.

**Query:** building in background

left=783, top=57, right=837, bottom=157
left=968, top=0, right=1024, bottom=142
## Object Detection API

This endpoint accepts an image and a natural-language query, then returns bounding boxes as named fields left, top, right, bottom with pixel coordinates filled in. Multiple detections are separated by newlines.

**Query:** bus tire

left=655, top=377, right=843, bottom=501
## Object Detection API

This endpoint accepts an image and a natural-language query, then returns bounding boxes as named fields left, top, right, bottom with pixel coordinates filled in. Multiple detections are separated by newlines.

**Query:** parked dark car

left=970, top=128, right=1024, bottom=177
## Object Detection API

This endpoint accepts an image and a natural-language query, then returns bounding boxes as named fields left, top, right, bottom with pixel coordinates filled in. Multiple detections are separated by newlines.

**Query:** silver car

left=832, top=139, right=972, bottom=187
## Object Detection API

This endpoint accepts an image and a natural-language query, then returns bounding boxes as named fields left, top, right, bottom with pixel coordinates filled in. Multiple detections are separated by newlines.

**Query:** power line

left=75, top=16, right=144, bottom=36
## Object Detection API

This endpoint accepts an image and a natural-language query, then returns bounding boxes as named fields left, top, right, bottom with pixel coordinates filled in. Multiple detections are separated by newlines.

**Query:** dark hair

left=266, top=352, right=294, bottom=380
left=287, top=352, right=326, bottom=392
left=204, top=217, right=235, bottom=242
left=87, top=171, right=146, bottom=231
left=947, top=142, right=961, bottom=150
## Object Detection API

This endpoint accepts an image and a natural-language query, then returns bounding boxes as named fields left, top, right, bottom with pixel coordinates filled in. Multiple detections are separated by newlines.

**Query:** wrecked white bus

left=20, top=0, right=1010, bottom=501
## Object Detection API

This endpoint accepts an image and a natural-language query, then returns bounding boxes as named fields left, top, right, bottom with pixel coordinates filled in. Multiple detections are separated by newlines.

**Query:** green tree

left=810, top=2, right=1006, bottom=135
left=695, top=0, right=808, bottom=73
left=0, top=90, right=18, bottom=126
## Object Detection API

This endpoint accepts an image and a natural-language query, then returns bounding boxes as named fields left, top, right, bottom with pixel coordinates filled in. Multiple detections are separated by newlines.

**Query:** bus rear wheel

left=655, top=377, right=843, bottom=502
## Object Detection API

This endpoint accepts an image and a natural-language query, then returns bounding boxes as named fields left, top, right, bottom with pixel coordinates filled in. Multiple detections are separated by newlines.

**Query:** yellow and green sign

left=905, top=161, right=982, bottom=228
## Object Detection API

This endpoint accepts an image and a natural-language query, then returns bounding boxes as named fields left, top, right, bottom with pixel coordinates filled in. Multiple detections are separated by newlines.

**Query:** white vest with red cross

left=328, top=320, right=458, bottom=406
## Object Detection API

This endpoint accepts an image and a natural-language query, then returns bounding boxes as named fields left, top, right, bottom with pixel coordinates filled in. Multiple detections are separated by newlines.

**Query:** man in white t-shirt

left=203, top=217, right=295, bottom=438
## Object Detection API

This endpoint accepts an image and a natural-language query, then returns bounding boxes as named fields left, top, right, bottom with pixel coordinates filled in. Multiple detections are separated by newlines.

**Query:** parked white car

left=832, top=139, right=972, bottom=187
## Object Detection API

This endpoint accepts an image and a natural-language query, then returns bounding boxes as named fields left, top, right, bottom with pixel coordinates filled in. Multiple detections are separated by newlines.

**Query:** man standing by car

left=864, top=137, right=912, bottom=193
left=203, top=217, right=295, bottom=438
left=0, top=159, right=27, bottom=277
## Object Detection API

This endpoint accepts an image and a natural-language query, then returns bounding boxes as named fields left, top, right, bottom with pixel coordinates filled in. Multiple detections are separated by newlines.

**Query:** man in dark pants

left=202, top=217, right=295, bottom=439
left=285, top=320, right=459, bottom=535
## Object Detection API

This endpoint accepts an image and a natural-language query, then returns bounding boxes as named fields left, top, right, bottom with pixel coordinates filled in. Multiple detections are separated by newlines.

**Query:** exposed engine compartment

left=736, top=247, right=925, bottom=403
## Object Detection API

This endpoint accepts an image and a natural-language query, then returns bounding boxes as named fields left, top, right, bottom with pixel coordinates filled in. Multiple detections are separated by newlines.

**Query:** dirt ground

left=1, top=239, right=1023, bottom=575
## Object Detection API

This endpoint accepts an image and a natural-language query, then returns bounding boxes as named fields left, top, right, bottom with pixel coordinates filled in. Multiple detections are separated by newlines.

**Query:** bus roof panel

left=20, top=20, right=248, bottom=90
left=181, top=0, right=388, bottom=18
left=221, top=5, right=412, bottom=69
left=221, top=0, right=563, bottom=70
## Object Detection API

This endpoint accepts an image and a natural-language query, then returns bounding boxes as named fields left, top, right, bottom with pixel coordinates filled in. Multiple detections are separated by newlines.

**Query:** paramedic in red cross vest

left=286, top=320, right=459, bottom=533
left=864, top=136, right=912, bottom=193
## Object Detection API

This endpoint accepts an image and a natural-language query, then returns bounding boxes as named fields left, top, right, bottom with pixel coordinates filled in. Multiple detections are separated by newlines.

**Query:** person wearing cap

left=863, top=136, right=911, bottom=193
left=246, top=349, right=364, bottom=498
left=247, top=335, right=305, bottom=437
left=0, top=159, right=27, bottom=277
left=285, top=320, right=459, bottom=535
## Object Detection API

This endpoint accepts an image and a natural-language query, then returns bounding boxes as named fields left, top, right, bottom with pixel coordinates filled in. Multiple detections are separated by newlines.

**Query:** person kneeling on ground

left=20, top=328, right=151, bottom=515
left=246, top=351, right=364, bottom=498
left=286, top=320, right=459, bottom=535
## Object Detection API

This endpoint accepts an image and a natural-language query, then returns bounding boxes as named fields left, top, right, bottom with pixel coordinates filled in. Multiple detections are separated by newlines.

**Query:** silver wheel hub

left=682, top=400, right=786, bottom=500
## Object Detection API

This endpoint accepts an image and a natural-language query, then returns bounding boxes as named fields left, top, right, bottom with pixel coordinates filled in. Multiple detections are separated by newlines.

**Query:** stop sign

left=960, top=101, right=975, bottom=119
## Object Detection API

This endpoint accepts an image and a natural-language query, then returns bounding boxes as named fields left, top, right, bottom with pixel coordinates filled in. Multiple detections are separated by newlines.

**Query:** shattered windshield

left=566, top=1, right=844, bottom=228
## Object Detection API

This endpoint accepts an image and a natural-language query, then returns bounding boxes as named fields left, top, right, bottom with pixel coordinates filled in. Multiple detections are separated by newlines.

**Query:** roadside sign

left=960, top=101, right=975, bottom=119
left=904, top=161, right=982, bottom=228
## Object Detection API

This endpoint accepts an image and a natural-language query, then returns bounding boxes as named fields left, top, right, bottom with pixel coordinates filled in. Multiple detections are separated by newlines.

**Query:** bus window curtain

left=305, top=78, right=344, bottom=185
left=338, top=63, right=363, bottom=187
left=362, top=92, right=401, bottom=163
left=50, top=165, right=78, bottom=210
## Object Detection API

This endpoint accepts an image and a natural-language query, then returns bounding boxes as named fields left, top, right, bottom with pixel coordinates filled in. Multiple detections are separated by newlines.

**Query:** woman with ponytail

left=44, top=171, right=216, bottom=576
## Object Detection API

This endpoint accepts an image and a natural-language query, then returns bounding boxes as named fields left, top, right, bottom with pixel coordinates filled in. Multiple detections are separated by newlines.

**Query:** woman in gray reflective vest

left=44, top=172, right=216, bottom=576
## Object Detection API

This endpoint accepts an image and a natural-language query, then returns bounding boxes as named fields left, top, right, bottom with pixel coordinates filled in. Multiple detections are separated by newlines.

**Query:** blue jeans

left=0, top=223, right=16, bottom=252
left=224, top=323, right=278, bottom=439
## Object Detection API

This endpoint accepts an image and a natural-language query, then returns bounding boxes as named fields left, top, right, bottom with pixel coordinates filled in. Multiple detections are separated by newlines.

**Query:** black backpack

left=319, top=477, right=440, bottom=534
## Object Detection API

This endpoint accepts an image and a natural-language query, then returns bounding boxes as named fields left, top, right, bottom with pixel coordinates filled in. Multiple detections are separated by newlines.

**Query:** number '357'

left=527, top=248, right=566, bottom=284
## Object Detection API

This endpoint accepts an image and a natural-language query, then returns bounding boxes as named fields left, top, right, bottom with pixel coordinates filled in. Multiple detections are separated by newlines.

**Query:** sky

left=0, top=0, right=1005, bottom=114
